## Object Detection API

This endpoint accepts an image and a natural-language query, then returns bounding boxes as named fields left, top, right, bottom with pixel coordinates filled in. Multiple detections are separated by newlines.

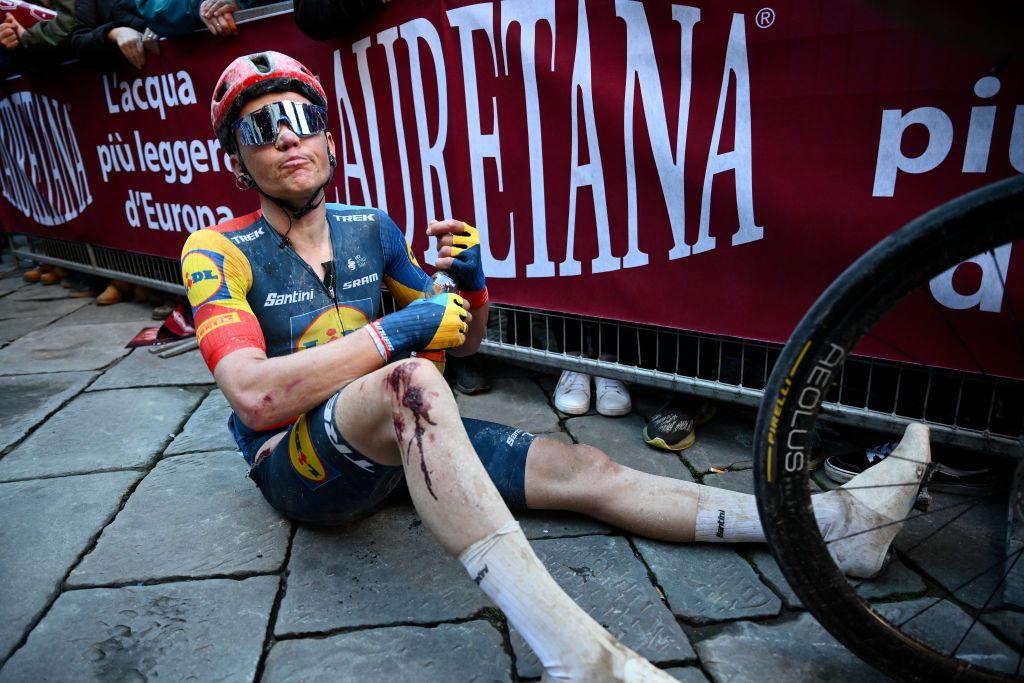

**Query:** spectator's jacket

left=292, top=0, right=384, bottom=41
left=70, top=0, right=147, bottom=68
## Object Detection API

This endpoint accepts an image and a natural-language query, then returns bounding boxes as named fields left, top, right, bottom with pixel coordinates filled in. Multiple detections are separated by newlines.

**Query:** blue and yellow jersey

left=180, top=204, right=433, bottom=439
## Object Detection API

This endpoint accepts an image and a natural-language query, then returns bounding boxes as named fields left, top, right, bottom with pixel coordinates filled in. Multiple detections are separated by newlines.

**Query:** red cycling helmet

left=211, top=51, right=328, bottom=154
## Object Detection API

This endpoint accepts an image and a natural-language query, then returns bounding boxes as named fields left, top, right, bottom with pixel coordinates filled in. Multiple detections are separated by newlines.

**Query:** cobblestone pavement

left=0, top=263, right=1019, bottom=682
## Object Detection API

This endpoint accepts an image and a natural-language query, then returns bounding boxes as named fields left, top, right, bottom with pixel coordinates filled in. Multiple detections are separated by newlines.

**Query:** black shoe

left=824, top=442, right=899, bottom=483
left=826, top=441, right=996, bottom=496
left=928, top=463, right=997, bottom=496
left=451, top=355, right=490, bottom=395
left=642, top=398, right=715, bottom=452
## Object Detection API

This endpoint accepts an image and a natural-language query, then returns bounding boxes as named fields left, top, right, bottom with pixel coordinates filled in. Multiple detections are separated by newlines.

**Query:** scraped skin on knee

left=386, top=361, right=439, bottom=499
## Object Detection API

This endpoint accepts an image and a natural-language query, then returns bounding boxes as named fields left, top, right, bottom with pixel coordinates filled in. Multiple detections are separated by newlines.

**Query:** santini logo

left=265, top=289, right=315, bottom=307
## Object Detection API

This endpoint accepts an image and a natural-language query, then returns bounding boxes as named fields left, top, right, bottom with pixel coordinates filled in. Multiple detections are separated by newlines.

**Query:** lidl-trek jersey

left=180, top=203, right=431, bottom=462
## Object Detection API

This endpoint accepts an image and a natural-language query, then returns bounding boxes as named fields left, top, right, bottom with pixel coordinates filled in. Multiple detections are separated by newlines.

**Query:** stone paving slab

left=277, top=506, right=488, bottom=635
left=0, top=321, right=141, bottom=375
left=262, top=621, right=512, bottom=682
left=90, top=348, right=213, bottom=391
left=69, top=451, right=289, bottom=586
left=565, top=414, right=695, bottom=482
left=982, top=610, right=1024, bottom=649
left=0, top=276, right=27, bottom=297
left=163, top=389, right=236, bottom=455
left=680, top=409, right=757, bottom=473
left=7, top=284, right=75, bottom=301
left=456, top=377, right=561, bottom=434
left=0, top=387, right=203, bottom=481
left=0, top=296, right=88, bottom=321
left=746, top=549, right=927, bottom=608
left=0, top=471, right=141, bottom=662
left=0, top=315, right=54, bottom=342
left=694, top=613, right=890, bottom=682
left=635, top=541, right=781, bottom=624
left=511, top=535, right=695, bottom=678
left=0, top=371, right=95, bottom=454
left=876, top=598, right=1020, bottom=674
left=896, top=493, right=1006, bottom=609
left=0, top=576, right=278, bottom=682
left=519, top=510, right=612, bottom=539
left=666, top=667, right=711, bottom=682
left=50, top=301, right=154, bottom=327
left=700, top=469, right=755, bottom=495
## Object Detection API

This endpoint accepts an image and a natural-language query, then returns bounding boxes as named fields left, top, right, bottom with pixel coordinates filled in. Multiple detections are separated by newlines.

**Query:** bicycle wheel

left=754, top=175, right=1024, bottom=682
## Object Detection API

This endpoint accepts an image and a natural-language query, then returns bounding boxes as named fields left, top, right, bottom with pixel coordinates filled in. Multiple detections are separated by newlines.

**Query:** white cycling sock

left=459, top=520, right=607, bottom=680
left=694, top=485, right=842, bottom=543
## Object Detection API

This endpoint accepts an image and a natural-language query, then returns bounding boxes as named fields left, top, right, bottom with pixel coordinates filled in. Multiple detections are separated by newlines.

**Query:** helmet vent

left=250, top=53, right=272, bottom=74
left=214, top=82, right=228, bottom=103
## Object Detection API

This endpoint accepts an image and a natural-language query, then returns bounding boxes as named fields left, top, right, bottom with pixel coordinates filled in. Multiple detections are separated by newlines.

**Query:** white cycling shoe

left=823, top=422, right=931, bottom=578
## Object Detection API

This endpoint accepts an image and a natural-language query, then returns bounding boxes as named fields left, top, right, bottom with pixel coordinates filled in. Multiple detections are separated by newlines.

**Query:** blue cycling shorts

left=239, top=392, right=536, bottom=526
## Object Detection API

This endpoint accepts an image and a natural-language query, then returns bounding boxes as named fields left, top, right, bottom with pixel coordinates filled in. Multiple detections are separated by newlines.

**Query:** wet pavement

left=0, top=260, right=1020, bottom=682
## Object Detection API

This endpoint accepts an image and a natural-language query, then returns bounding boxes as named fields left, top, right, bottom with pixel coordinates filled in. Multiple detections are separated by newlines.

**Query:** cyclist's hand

left=366, top=292, right=468, bottom=360
left=428, top=219, right=487, bottom=308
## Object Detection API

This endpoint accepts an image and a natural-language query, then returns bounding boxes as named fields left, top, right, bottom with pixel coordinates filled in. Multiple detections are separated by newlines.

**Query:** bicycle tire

left=754, top=174, right=1024, bottom=683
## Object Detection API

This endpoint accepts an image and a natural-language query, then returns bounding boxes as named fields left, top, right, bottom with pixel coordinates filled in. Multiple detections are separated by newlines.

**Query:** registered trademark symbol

left=755, top=7, right=775, bottom=28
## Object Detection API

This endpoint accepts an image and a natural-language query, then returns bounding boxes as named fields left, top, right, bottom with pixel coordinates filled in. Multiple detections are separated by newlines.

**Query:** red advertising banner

left=0, top=1, right=1021, bottom=375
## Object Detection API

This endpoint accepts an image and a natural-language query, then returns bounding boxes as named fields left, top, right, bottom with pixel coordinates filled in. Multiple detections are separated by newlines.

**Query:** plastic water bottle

left=413, top=271, right=458, bottom=372
left=423, top=271, right=458, bottom=297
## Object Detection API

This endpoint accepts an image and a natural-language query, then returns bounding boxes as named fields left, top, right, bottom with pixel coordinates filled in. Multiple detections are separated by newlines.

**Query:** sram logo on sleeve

left=181, top=249, right=230, bottom=307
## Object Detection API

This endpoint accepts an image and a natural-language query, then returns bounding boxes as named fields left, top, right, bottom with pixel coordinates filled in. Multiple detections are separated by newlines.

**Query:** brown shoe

left=22, top=264, right=52, bottom=283
left=39, top=266, right=68, bottom=285
left=96, top=282, right=124, bottom=305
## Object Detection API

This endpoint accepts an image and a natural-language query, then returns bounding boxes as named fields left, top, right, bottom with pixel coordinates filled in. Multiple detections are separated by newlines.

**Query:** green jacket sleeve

left=17, top=0, right=76, bottom=52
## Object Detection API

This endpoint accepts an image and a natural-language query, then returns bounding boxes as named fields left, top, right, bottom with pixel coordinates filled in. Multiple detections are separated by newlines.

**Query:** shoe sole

left=455, top=384, right=490, bottom=395
left=823, top=460, right=856, bottom=484
left=643, top=428, right=696, bottom=452
left=597, top=404, right=631, bottom=417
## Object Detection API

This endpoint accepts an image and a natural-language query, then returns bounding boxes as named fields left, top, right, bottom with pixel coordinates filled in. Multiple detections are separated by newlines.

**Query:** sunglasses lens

left=233, top=101, right=327, bottom=146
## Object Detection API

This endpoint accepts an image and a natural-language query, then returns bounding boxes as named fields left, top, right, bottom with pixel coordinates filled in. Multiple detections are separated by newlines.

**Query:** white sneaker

left=554, top=370, right=591, bottom=415
left=595, top=377, right=631, bottom=416
left=823, top=423, right=931, bottom=578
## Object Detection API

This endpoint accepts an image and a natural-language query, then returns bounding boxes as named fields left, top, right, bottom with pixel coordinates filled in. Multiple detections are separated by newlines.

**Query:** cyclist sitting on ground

left=181, top=50, right=932, bottom=681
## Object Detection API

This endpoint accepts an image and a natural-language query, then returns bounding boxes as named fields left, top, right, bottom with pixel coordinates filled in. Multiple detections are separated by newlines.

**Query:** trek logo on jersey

left=180, top=249, right=229, bottom=308
left=264, top=289, right=315, bottom=307
left=290, top=299, right=374, bottom=351
left=229, top=227, right=264, bottom=244
left=333, top=213, right=376, bottom=223
left=341, top=272, right=379, bottom=290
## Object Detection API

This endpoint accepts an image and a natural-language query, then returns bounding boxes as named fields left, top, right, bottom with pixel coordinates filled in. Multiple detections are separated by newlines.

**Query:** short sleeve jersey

left=180, top=204, right=432, bottom=448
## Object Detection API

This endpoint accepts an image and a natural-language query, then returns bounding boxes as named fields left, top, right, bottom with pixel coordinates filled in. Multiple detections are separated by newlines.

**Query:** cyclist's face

left=231, top=91, right=334, bottom=201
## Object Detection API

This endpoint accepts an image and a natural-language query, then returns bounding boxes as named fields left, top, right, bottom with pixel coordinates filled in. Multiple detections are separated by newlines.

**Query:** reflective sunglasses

left=231, top=100, right=328, bottom=146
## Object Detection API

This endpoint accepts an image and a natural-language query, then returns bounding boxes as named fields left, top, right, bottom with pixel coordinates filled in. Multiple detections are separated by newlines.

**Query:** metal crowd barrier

left=10, top=233, right=1022, bottom=457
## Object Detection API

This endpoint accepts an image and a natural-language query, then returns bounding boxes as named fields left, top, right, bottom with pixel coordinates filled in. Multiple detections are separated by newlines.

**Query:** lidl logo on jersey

left=290, top=299, right=374, bottom=351
left=180, top=249, right=229, bottom=308
left=288, top=414, right=339, bottom=489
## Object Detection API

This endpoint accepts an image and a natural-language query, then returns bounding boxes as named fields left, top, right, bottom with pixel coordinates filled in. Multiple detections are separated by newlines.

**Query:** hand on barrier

left=366, top=292, right=468, bottom=361
left=428, top=220, right=488, bottom=308
left=108, top=27, right=146, bottom=69
left=199, top=0, right=239, bottom=35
